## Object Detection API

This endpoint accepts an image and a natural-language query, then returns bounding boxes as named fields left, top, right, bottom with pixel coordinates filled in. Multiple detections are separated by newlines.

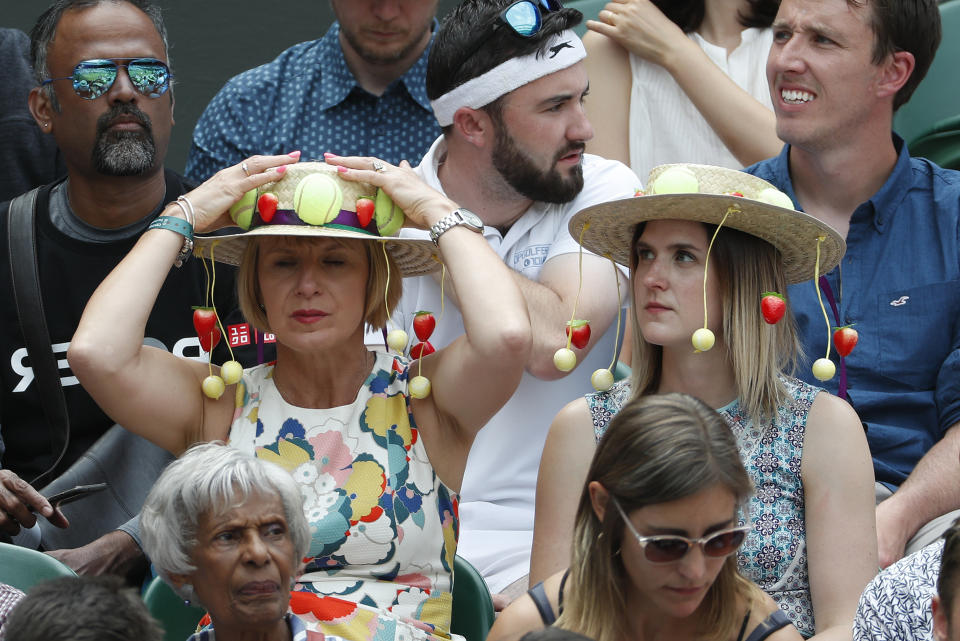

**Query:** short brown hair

left=236, top=237, right=403, bottom=334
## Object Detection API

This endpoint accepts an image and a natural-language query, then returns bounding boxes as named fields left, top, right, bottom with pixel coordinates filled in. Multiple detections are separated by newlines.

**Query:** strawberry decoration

left=833, top=325, right=859, bottom=357
left=413, top=311, right=436, bottom=342
left=760, top=292, right=786, bottom=325
left=410, top=341, right=435, bottom=360
left=565, top=319, right=591, bottom=350
left=356, top=198, right=375, bottom=227
left=193, top=307, right=221, bottom=352
left=258, top=192, right=279, bottom=222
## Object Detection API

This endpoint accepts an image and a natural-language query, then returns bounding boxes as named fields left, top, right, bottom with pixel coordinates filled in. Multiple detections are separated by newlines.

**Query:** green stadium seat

left=0, top=542, right=77, bottom=592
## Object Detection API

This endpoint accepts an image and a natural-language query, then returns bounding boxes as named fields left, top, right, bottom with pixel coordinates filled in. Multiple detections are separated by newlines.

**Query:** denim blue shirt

left=185, top=22, right=440, bottom=182
left=745, top=138, right=960, bottom=488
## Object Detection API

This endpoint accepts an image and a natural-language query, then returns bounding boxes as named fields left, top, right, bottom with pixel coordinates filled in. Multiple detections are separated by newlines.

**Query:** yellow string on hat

left=694, top=206, right=737, bottom=352
left=607, top=255, right=622, bottom=373
left=565, top=221, right=590, bottom=350
left=811, top=235, right=836, bottom=381
left=208, top=240, right=236, bottom=364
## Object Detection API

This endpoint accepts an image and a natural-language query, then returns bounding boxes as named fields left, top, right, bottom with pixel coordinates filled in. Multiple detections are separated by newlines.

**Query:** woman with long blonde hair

left=491, top=393, right=801, bottom=641
left=528, top=165, right=876, bottom=640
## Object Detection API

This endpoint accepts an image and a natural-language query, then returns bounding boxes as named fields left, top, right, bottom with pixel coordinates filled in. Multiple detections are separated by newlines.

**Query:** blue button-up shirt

left=746, top=139, right=960, bottom=487
left=185, top=22, right=440, bottom=182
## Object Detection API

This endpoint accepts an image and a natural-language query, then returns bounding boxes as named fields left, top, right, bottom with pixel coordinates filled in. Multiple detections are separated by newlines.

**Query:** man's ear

left=588, top=481, right=609, bottom=523
left=875, top=50, right=915, bottom=100
left=451, top=106, right=492, bottom=149
left=28, top=86, right=56, bottom=133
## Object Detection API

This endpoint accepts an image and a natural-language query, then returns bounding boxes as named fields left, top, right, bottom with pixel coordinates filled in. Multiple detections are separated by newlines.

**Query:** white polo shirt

left=386, top=136, right=640, bottom=592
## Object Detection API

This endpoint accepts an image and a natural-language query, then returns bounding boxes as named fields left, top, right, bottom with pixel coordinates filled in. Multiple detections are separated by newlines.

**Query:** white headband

left=430, top=30, right=587, bottom=127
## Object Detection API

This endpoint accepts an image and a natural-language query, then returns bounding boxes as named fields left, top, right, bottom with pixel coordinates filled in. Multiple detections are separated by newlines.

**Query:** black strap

left=526, top=568, right=571, bottom=626
left=735, top=610, right=752, bottom=641
left=7, top=188, right=70, bottom=487
left=527, top=581, right=556, bottom=625
left=744, top=609, right=793, bottom=641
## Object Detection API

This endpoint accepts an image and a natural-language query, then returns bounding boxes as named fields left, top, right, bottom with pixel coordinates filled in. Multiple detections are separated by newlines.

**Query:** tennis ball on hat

left=591, top=368, right=614, bottom=392
left=229, top=189, right=257, bottom=230
left=756, top=187, right=795, bottom=210
left=692, top=328, right=715, bottom=352
left=375, top=188, right=404, bottom=236
left=812, top=358, right=836, bottom=381
left=553, top=348, right=577, bottom=372
left=651, top=166, right=699, bottom=195
left=293, top=173, right=343, bottom=225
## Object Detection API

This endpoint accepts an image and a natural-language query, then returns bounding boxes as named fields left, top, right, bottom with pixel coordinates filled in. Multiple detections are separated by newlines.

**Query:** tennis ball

left=692, top=328, right=715, bottom=352
left=410, top=375, right=432, bottom=399
left=293, top=174, right=343, bottom=225
left=375, top=188, right=404, bottom=236
left=202, top=375, right=225, bottom=399
left=651, top=166, right=699, bottom=195
left=591, top=368, right=614, bottom=392
left=553, top=348, right=577, bottom=372
left=386, top=329, right=408, bottom=353
left=229, top=189, right=257, bottom=230
left=757, top=187, right=795, bottom=210
left=812, top=358, right=836, bottom=381
left=220, top=360, right=243, bottom=385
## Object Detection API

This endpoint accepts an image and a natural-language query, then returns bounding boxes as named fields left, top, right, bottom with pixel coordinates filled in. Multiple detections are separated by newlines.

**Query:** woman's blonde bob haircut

left=237, top=236, right=403, bottom=333
left=557, top=393, right=764, bottom=641
left=628, top=222, right=800, bottom=421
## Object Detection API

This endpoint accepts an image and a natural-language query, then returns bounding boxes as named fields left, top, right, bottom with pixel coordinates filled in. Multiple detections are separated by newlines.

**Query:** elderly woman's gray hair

left=140, top=442, right=310, bottom=599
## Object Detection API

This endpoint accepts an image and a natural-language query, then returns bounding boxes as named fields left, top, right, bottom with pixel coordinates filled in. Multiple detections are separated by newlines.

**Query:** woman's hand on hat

left=325, top=154, right=457, bottom=231
left=586, top=0, right=688, bottom=68
left=186, top=152, right=301, bottom=233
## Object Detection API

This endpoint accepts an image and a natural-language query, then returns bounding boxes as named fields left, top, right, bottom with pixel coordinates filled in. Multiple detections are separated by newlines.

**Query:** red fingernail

left=323, top=152, right=335, bottom=159
left=337, top=166, right=348, bottom=173
left=288, top=151, right=301, bottom=159
left=277, top=166, right=287, bottom=174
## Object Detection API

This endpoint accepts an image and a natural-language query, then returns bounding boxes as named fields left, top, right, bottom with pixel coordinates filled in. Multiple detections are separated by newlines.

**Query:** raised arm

left=68, top=155, right=297, bottom=454
left=583, top=30, right=632, bottom=165
left=586, top=0, right=783, bottom=166
left=328, top=156, right=531, bottom=491
left=803, top=392, right=878, bottom=641
left=529, top=398, right=597, bottom=584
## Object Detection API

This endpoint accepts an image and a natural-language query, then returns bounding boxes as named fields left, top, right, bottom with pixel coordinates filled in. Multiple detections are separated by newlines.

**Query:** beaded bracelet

left=148, top=212, right=194, bottom=268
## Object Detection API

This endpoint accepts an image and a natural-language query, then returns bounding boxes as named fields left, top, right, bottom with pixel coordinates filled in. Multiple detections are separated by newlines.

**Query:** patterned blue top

left=745, top=138, right=960, bottom=489
left=853, top=539, right=941, bottom=641
left=185, top=22, right=441, bottom=183
left=588, top=377, right=821, bottom=637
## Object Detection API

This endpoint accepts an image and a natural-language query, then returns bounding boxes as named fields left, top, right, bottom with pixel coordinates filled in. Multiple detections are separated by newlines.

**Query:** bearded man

left=385, top=0, right=639, bottom=605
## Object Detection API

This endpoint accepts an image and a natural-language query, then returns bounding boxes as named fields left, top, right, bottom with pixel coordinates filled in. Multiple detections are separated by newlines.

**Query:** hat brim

left=569, top=193, right=845, bottom=284
left=194, top=225, right=442, bottom=277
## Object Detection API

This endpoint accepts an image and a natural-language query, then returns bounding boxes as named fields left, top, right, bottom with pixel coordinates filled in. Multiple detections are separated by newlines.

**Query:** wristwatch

left=429, top=208, right=483, bottom=246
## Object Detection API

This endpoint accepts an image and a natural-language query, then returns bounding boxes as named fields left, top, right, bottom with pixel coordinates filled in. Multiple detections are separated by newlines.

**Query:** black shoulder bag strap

left=7, top=188, right=70, bottom=488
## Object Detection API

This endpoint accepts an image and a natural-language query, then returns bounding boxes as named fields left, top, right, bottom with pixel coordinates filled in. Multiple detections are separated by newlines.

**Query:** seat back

left=451, top=555, right=495, bottom=641
left=565, top=0, right=608, bottom=36
left=893, top=0, right=960, bottom=147
left=142, top=575, right=207, bottom=641
left=0, top=542, right=77, bottom=592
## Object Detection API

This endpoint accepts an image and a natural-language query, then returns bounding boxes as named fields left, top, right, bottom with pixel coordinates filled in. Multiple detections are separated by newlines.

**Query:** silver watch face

left=457, top=208, right=483, bottom=230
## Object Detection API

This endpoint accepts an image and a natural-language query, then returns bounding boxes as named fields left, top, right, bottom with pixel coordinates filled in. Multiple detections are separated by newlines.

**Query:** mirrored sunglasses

left=42, top=58, right=172, bottom=100
left=457, top=0, right=565, bottom=74
left=612, top=497, right=748, bottom=564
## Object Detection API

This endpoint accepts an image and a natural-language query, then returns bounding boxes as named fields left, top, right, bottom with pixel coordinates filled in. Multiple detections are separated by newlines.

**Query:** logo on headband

left=549, top=41, right=574, bottom=58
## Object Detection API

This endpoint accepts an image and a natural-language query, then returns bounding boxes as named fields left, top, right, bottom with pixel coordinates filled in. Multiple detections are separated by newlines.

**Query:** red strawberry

left=760, top=292, right=786, bottom=324
left=833, top=325, right=859, bottom=357
left=566, top=319, right=591, bottom=350
left=413, top=311, right=436, bottom=342
left=193, top=307, right=221, bottom=352
left=409, top=341, right=435, bottom=360
left=729, top=191, right=744, bottom=197
left=199, top=327, right=221, bottom=352
left=258, top=192, right=279, bottom=222
left=356, top=198, right=375, bottom=227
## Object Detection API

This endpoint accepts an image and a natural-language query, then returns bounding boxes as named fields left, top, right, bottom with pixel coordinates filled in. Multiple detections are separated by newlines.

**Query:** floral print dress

left=587, top=377, right=820, bottom=637
left=228, top=351, right=458, bottom=641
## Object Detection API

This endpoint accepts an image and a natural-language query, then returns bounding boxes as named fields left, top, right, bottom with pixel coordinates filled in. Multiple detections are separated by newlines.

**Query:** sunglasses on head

left=612, top=497, right=748, bottom=564
left=457, top=0, right=565, bottom=74
left=42, top=58, right=172, bottom=101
